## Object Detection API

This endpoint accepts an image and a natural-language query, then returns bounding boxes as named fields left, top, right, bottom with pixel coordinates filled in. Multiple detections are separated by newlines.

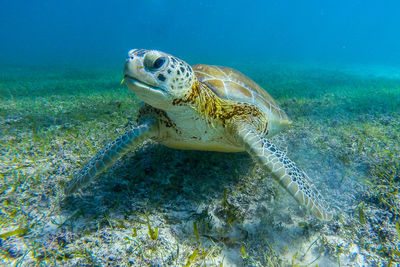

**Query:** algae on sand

left=0, top=64, right=399, bottom=266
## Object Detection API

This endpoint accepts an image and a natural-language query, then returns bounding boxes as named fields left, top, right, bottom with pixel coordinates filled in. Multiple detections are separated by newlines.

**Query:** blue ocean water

left=1, top=1, right=400, bottom=266
left=1, top=0, right=400, bottom=67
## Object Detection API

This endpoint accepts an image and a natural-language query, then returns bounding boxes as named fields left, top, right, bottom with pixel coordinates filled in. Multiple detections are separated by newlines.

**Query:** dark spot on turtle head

left=188, top=68, right=192, bottom=73
left=167, top=69, right=172, bottom=74
left=186, top=72, right=189, bottom=77
left=177, top=70, right=180, bottom=75
left=180, top=67, right=185, bottom=73
left=158, top=74, right=166, bottom=81
left=172, top=58, right=177, bottom=63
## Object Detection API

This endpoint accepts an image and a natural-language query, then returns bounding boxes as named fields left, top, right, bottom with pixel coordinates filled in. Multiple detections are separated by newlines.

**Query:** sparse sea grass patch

left=368, top=156, right=399, bottom=222
left=1, top=64, right=400, bottom=265
left=0, top=67, right=140, bottom=265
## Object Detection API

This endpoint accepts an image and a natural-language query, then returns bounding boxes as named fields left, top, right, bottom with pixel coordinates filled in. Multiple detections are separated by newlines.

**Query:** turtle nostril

left=127, top=49, right=137, bottom=60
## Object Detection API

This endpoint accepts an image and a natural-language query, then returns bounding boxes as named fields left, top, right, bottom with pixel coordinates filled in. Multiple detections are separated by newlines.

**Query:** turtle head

left=124, top=49, right=195, bottom=110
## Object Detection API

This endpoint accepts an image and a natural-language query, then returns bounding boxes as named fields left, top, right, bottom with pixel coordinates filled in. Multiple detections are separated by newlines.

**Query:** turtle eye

left=151, top=57, right=166, bottom=70
left=144, top=52, right=167, bottom=71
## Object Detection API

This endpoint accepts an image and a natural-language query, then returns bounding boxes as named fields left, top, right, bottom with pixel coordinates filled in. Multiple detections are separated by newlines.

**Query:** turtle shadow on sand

left=59, top=144, right=255, bottom=233
left=58, top=144, right=289, bottom=265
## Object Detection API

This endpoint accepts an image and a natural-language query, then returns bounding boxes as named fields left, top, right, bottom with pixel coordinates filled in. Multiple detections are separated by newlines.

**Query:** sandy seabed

left=0, top=64, right=399, bottom=266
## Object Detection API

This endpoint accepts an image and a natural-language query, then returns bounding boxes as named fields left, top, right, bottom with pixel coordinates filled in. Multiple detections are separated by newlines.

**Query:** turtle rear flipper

left=65, top=119, right=158, bottom=195
left=238, top=126, right=333, bottom=221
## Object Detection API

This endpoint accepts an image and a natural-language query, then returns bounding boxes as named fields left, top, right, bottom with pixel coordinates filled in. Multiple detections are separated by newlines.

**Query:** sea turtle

left=65, top=49, right=333, bottom=221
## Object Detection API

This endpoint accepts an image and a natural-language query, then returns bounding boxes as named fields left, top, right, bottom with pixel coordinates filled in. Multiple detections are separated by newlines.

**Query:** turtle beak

left=124, top=54, right=169, bottom=98
left=124, top=56, right=158, bottom=88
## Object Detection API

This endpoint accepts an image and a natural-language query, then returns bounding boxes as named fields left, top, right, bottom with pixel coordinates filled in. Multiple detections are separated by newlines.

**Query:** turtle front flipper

left=65, top=119, right=158, bottom=195
left=237, top=126, right=333, bottom=221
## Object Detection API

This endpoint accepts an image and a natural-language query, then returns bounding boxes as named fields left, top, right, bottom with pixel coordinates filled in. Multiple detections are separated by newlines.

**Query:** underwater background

left=1, top=0, right=400, bottom=266
left=2, top=0, right=400, bottom=67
